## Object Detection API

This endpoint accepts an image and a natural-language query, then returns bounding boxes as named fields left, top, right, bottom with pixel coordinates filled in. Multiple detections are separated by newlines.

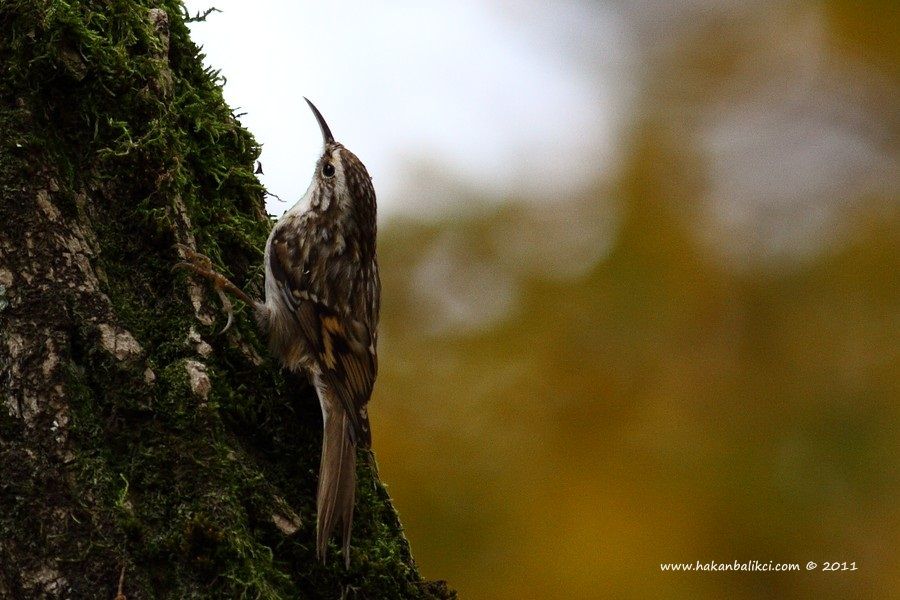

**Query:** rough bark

left=0, top=2, right=453, bottom=598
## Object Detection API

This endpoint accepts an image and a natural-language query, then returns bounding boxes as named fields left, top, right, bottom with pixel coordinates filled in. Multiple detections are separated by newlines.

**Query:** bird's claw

left=172, top=243, right=245, bottom=333
left=173, top=243, right=214, bottom=272
left=217, top=288, right=235, bottom=335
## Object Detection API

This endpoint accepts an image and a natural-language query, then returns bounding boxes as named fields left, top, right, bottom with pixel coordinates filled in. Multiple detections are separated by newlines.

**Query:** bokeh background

left=184, top=1, right=898, bottom=598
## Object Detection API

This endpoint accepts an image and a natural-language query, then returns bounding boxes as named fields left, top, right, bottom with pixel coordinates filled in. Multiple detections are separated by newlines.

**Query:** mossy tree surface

left=0, top=2, right=453, bottom=598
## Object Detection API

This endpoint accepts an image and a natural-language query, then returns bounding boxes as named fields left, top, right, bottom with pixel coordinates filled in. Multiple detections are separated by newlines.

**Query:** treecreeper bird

left=177, top=99, right=380, bottom=568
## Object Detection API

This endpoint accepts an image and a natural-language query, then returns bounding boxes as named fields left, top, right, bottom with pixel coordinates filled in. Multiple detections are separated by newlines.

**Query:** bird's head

left=303, top=98, right=376, bottom=223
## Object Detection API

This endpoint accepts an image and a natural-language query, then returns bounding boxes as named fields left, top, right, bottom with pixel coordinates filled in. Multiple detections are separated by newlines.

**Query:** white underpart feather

left=331, top=148, right=352, bottom=211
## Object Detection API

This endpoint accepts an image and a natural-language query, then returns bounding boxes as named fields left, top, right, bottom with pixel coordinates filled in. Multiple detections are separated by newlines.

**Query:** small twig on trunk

left=183, top=6, right=221, bottom=23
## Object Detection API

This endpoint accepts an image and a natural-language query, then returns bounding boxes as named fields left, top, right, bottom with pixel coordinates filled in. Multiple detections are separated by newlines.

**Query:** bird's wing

left=299, top=302, right=375, bottom=447
left=269, top=231, right=376, bottom=447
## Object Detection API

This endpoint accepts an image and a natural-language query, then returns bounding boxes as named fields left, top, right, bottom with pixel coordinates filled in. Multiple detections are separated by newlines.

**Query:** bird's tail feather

left=316, top=406, right=357, bottom=568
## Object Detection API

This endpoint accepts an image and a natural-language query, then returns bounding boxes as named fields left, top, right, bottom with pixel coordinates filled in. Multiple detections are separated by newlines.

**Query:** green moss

left=1, top=1, right=452, bottom=597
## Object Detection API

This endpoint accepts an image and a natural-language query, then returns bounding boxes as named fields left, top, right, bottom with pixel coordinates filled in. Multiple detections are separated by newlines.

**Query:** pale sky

left=182, top=1, right=632, bottom=218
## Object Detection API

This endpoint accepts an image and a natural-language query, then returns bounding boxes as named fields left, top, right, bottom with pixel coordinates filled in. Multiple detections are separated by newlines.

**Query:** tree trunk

left=0, top=2, right=453, bottom=598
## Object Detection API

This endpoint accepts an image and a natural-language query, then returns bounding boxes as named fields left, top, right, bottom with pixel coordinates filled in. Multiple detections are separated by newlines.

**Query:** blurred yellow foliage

left=369, top=2, right=898, bottom=598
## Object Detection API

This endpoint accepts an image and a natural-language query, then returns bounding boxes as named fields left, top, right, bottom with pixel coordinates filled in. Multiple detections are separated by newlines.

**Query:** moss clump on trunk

left=0, top=1, right=453, bottom=597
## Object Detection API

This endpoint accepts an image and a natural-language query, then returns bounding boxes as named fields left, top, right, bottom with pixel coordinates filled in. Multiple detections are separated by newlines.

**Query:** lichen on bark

left=0, top=1, right=453, bottom=598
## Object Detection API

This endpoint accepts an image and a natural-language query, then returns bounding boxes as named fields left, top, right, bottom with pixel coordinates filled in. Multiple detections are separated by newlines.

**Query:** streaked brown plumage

left=177, top=99, right=379, bottom=568
left=263, top=99, right=379, bottom=568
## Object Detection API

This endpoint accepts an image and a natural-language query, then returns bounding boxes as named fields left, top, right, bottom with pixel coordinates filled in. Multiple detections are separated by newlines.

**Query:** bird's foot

left=173, top=243, right=257, bottom=332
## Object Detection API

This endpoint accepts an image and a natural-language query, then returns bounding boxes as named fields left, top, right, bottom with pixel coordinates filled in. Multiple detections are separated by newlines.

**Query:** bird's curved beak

left=304, top=97, right=335, bottom=146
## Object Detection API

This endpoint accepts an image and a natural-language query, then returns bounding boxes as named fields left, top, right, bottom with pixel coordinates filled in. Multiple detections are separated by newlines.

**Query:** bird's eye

left=322, top=162, right=335, bottom=178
